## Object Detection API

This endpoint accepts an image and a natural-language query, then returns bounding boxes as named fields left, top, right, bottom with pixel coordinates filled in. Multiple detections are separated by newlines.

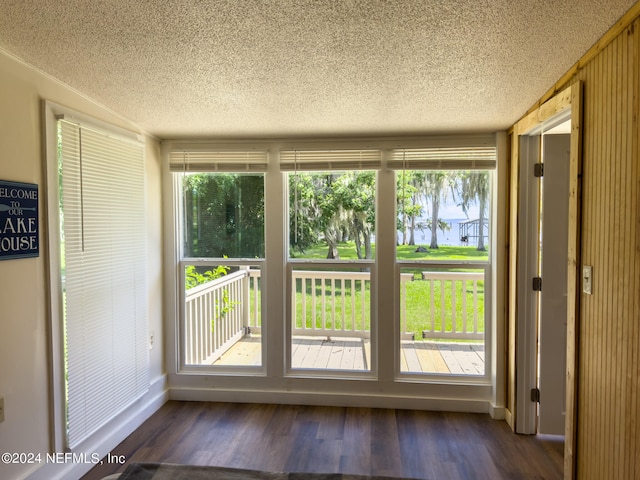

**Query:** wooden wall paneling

left=572, top=18, right=640, bottom=480
left=603, top=34, right=615, bottom=478
left=603, top=34, right=615, bottom=480
left=627, top=22, right=637, bottom=477
left=612, top=33, right=624, bottom=480
left=590, top=43, right=604, bottom=480
left=592, top=48, right=603, bottom=479
left=564, top=82, right=583, bottom=480
left=594, top=37, right=607, bottom=480
left=589, top=38, right=613, bottom=477
left=593, top=38, right=607, bottom=480
left=616, top=30, right=629, bottom=480
left=621, top=23, right=635, bottom=476
left=576, top=54, right=600, bottom=478
left=584, top=49, right=597, bottom=480
left=632, top=19, right=640, bottom=480
left=579, top=53, right=590, bottom=480
left=626, top=19, right=639, bottom=478
left=624, top=32, right=634, bottom=470
left=614, top=28, right=633, bottom=476
left=575, top=55, right=590, bottom=480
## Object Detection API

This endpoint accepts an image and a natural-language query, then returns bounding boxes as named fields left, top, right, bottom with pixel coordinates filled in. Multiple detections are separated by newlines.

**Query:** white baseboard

left=488, top=403, right=506, bottom=420
left=24, top=375, right=168, bottom=480
left=169, top=387, right=492, bottom=414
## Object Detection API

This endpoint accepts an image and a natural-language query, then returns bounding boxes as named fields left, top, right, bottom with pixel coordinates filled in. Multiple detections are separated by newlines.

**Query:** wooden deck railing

left=184, top=267, right=485, bottom=364
left=184, top=267, right=260, bottom=365
left=416, top=271, right=485, bottom=340
left=291, top=270, right=414, bottom=339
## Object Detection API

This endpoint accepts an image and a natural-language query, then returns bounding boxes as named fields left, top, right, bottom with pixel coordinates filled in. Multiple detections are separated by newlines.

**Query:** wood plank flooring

left=81, top=401, right=563, bottom=480
left=214, top=335, right=485, bottom=375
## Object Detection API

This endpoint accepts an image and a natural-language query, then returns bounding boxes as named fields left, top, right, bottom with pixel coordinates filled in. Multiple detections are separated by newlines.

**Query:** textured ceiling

left=0, top=0, right=636, bottom=138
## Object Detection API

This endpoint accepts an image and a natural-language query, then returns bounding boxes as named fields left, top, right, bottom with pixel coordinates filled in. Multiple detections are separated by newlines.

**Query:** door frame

left=508, top=82, right=583, bottom=480
left=518, top=111, right=572, bottom=436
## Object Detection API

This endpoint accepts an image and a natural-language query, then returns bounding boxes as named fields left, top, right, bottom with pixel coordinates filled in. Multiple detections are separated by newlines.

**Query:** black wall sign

left=0, top=180, right=39, bottom=260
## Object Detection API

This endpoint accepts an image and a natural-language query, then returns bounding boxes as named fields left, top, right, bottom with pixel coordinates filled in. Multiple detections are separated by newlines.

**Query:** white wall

left=0, top=49, right=166, bottom=480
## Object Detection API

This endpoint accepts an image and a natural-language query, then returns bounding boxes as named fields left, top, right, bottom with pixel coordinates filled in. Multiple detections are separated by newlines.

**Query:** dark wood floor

left=82, top=401, right=563, bottom=480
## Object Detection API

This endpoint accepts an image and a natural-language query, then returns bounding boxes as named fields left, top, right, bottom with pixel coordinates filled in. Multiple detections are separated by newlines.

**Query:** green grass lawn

left=202, top=242, right=487, bottom=340
left=293, top=242, right=489, bottom=262
left=290, top=273, right=484, bottom=339
left=401, top=275, right=484, bottom=338
left=289, top=242, right=487, bottom=339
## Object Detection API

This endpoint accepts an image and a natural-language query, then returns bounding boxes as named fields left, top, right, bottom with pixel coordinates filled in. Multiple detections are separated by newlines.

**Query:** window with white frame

left=169, top=148, right=266, bottom=368
left=167, top=139, right=497, bottom=386
left=281, top=149, right=381, bottom=373
left=390, top=146, right=495, bottom=378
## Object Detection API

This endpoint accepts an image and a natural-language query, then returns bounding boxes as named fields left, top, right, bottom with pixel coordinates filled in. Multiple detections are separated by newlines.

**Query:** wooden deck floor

left=213, top=335, right=485, bottom=375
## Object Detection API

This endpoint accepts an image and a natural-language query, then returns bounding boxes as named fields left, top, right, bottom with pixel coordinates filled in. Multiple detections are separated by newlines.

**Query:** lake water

left=399, top=219, right=486, bottom=247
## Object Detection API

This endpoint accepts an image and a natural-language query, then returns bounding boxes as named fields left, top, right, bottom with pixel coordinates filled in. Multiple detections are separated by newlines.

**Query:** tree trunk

left=364, top=230, right=372, bottom=259
left=325, top=229, right=339, bottom=259
left=409, top=214, right=416, bottom=245
left=352, top=217, right=364, bottom=259
left=401, top=214, right=408, bottom=245
left=354, top=231, right=363, bottom=259
left=429, top=193, right=440, bottom=249
left=477, top=192, right=487, bottom=251
left=340, top=226, right=349, bottom=242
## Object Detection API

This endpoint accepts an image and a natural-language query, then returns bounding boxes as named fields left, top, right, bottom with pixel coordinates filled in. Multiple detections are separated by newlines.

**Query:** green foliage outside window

left=185, top=263, right=238, bottom=332
left=185, top=264, right=230, bottom=289
left=183, top=173, right=264, bottom=258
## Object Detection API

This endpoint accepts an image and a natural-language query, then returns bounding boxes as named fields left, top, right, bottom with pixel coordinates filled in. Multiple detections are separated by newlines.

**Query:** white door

left=538, top=133, right=570, bottom=435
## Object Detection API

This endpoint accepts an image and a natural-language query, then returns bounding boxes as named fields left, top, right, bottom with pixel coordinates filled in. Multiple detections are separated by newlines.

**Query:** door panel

left=538, top=133, right=570, bottom=435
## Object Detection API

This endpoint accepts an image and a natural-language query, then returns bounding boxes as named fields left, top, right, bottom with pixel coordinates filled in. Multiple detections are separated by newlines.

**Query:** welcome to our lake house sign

left=0, top=179, right=39, bottom=260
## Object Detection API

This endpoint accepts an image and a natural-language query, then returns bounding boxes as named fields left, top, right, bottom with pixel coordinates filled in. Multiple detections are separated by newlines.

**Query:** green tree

left=183, top=173, right=264, bottom=258
left=397, top=170, right=423, bottom=245
left=423, top=171, right=448, bottom=249
left=289, top=172, right=341, bottom=258
left=289, top=171, right=376, bottom=259
left=316, top=173, right=343, bottom=259
left=335, top=171, right=375, bottom=259
left=453, top=171, right=490, bottom=251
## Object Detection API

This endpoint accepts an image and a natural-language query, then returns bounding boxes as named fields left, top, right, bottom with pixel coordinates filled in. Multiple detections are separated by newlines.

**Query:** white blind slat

left=280, top=149, right=382, bottom=171
left=169, top=150, right=269, bottom=172
left=388, top=146, right=496, bottom=170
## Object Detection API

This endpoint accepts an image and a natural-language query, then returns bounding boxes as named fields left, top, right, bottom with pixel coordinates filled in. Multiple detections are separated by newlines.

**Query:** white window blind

left=280, top=149, right=382, bottom=171
left=58, top=119, right=149, bottom=449
left=169, top=149, right=269, bottom=172
left=388, top=146, right=496, bottom=170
